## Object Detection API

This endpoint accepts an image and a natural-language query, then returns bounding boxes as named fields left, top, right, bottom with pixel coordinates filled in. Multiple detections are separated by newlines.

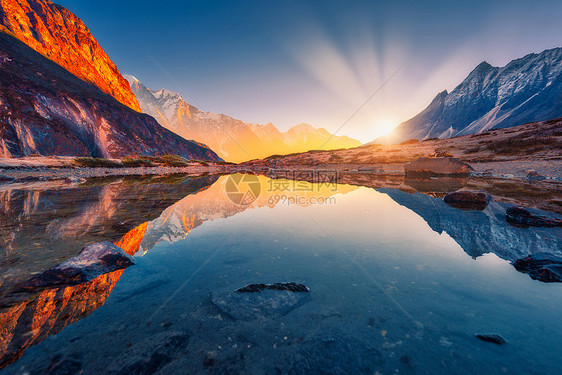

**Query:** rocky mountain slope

left=377, top=47, right=562, bottom=144
left=0, top=0, right=140, bottom=111
left=0, top=31, right=221, bottom=160
left=244, top=118, right=562, bottom=168
left=126, top=76, right=361, bottom=162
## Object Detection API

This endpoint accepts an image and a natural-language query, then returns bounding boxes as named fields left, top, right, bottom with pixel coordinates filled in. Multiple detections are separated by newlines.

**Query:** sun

left=373, top=118, right=398, bottom=137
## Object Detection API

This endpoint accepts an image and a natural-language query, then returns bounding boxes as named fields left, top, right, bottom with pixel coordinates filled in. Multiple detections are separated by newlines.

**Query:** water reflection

left=0, top=174, right=560, bottom=373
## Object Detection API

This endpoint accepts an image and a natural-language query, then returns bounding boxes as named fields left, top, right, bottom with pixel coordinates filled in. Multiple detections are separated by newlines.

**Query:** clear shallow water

left=1, top=174, right=561, bottom=374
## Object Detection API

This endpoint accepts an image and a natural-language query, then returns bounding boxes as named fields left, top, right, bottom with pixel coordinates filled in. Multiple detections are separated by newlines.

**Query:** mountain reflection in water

left=0, top=174, right=560, bottom=373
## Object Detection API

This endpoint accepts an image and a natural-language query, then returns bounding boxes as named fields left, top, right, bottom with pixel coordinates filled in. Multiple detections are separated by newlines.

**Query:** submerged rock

left=237, top=282, right=309, bottom=293
left=404, top=157, right=473, bottom=177
left=475, top=334, right=506, bottom=345
left=212, top=283, right=310, bottom=320
left=513, top=253, right=562, bottom=283
left=444, top=190, right=492, bottom=210
left=20, top=241, right=134, bottom=289
left=506, top=207, right=562, bottom=227
left=105, top=331, right=188, bottom=375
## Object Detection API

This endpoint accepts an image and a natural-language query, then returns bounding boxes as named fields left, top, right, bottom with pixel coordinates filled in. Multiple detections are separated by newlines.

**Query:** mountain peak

left=0, top=0, right=140, bottom=111
left=127, top=77, right=361, bottom=162
left=377, top=47, right=562, bottom=143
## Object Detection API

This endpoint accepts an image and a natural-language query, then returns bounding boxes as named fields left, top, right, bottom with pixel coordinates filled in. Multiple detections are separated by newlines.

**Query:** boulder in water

left=444, top=190, right=492, bottom=210
left=20, top=241, right=134, bottom=289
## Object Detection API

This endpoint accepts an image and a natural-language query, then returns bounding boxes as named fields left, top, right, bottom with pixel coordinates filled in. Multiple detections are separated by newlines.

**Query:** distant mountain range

left=375, top=47, right=562, bottom=144
left=126, top=76, right=361, bottom=162
left=0, top=0, right=220, bottom=160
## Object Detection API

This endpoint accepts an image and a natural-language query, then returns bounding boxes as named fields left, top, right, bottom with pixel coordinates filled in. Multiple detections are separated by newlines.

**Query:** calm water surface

left=0, top=174, right=561, bottom=374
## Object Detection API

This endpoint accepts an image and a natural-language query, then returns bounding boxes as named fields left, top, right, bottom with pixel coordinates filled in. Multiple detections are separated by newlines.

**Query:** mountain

left=0, top=0, right=140, bottom=111
left=126, top=75, right=361, bottom=162
left=376, top=47, right=562, bottom=144
left=0, top=31, right=221, bottom=160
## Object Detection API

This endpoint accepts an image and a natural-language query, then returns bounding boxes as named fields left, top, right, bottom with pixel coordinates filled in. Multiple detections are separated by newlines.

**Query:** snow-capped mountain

left=376, top=47, right=562, bottom=144
left=126, top=76, right=361, bottom=162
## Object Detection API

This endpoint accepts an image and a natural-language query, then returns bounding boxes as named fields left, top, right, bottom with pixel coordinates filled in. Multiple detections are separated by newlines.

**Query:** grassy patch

left=121, top=155, right=192, bottom=167
left=74, top=157, right=123, bottom=168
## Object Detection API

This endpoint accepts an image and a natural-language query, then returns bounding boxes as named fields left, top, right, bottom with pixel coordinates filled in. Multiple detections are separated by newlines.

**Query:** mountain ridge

left=126, top=75, right=362, bottom=162
left=375, top=47, right=562, bottom=144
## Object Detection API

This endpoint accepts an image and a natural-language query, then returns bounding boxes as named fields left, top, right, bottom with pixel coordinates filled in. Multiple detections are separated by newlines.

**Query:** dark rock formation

left=20, top=242, right=134, bottom=288
left=506, top=207, right=562, bottom=227
left=236, top=282, right=309, bottom=293
left=444, top=190, right=492, bottom=210
left=0, top=0, right=140, bottom=110
left=513, top=253, right=562, bottom=283
left=0, top=31, right=221, bottom=160
left=404, top=157, right=474, bottom=177
left=475, top=334, right=506, bottom=345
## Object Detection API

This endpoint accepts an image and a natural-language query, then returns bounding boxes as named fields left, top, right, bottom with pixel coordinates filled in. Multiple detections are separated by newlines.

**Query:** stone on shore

left=20, top=241, right=134, bottom=289
left=444, top=190, right=492, bottom=210
left=404, top=157, right=473, bottom=177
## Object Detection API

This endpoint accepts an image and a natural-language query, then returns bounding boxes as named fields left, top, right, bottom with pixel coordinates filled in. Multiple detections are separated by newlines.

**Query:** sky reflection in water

left=1, top=174, right=561, bottom=374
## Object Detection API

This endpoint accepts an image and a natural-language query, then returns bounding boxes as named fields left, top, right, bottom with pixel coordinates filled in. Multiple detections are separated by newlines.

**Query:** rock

left=475, top=334, right=506, bottom=345
left=20, top=241, right=134, bottom=288
left=526, top=171, right=547, bottom=181
left=444, top=190, right=492, bottom=210
left=513, top=253, right=562, bottom=283
left=212, top=283, right=310, bottom=320
left=236, top=282, right=309, bottom=293
left=506, top=207, right=562, bottom=227
left=404, top=157, right=474, bottom=177
left=428, top=150, right=453, bottom=158
left=105, top=331, right=188, bottom=375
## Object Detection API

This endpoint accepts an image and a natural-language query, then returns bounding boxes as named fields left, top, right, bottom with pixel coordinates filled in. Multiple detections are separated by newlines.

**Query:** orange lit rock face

left=0, top=0, right=140, bottom=111
left=115, top=221, right=149, bottom=256
left=0, top=269, right=123, bottom=369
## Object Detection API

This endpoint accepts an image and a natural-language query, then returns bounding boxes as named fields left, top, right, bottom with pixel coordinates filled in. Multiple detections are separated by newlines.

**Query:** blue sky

left=58, top=0, right=562, bottom=142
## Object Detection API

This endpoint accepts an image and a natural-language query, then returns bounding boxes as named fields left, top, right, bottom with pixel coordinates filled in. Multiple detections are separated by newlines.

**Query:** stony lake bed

left=0, top=172, right=560, bottom=374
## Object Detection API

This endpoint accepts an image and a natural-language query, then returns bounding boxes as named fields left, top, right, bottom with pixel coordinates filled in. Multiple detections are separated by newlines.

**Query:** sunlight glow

left=372, top=118, right=398, bottom=137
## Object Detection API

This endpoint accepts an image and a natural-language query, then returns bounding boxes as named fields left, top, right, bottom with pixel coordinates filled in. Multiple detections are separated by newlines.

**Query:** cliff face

left=0, top=31, right=221, bottom=160
left=0, top=0, right=140, bottom=111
